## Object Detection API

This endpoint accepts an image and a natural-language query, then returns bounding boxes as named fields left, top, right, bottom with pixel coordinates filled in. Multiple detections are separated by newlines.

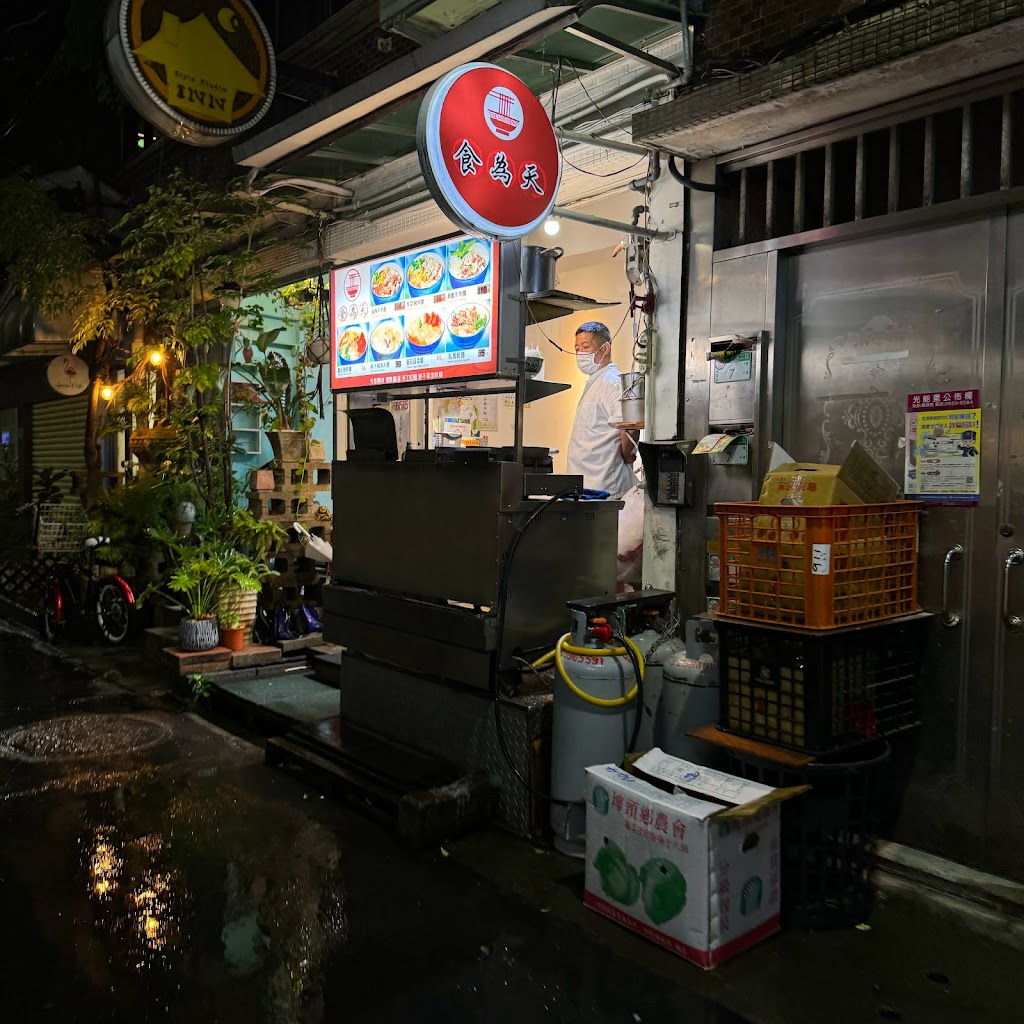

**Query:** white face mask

left=576, top=345, right=607, bottom=375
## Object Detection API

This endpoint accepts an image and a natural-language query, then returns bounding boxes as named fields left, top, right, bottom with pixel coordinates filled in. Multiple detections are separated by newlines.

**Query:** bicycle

left=18, top=501, right=136, bottom=645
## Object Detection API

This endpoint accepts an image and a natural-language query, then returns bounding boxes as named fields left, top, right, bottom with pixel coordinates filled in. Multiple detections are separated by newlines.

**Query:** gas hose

left=542, top=632, right=646, bottom=708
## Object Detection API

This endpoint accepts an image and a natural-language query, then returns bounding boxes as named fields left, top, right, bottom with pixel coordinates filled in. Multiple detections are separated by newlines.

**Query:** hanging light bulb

left=149, top=350, right=164, bottom=366
left=100, top=384, right=114, bottom=402
left=543, top=216, right=560, bottom=236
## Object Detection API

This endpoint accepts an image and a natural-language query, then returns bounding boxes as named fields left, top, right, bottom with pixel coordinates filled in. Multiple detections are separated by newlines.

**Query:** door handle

left=942, top=544, right=964, bottom=627
left=1003, top=548, right=1024, bottom=632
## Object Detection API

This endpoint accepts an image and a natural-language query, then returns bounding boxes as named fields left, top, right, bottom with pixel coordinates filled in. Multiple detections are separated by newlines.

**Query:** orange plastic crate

left=715, top=502, right=922, bottom=629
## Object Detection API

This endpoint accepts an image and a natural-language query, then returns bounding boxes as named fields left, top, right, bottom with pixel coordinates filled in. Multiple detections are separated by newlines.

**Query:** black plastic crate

left=726, top=740, right=891, bottom=929
left=719, top=616, right=927, bottom=754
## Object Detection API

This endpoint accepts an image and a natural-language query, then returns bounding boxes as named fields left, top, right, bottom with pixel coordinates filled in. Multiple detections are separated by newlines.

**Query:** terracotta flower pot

left=219, top=626, right=245, bottom=652
left=180, top=616, right=219, bottom=652
left=266, top=429, right=309, bottom=463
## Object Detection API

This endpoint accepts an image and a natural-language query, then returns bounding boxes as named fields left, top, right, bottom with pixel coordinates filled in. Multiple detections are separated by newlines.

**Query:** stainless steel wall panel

left=677, top=162, right=717, bottom=617
left=706, top=253, right=771, bottom=507
left=988, top=208, right=1024, bottom=877
left=332, top=460, right=512, bottom=606
left=328, top=460, right=618, bottom=674
left=782, top=218, right=996, bottom=868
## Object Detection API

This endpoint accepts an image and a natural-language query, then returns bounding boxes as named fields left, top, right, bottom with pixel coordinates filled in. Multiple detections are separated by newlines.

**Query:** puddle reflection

left=38, top=774, right=346, bottom=1021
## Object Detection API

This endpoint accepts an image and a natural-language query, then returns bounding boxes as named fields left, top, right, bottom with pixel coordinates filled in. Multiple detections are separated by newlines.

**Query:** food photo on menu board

left=330, top=235, right=501, bottom=390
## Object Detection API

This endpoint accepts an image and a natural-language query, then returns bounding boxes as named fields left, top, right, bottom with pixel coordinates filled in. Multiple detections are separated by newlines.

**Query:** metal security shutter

left=31, top=395, right=88, bottom=499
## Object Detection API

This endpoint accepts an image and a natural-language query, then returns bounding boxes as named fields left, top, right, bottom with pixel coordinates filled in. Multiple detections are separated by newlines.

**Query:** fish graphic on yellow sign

left=132, top=10, right=263, bottom=125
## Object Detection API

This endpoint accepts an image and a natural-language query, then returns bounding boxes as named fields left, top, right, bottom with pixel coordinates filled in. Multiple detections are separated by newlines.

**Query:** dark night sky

left=0, top=2, right=145, bottom=180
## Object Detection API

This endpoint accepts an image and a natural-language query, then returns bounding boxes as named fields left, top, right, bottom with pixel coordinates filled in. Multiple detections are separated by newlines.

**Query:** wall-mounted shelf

left=526, top=290, right=620, bottom=325
left=364, top=378, right=570, bottom=405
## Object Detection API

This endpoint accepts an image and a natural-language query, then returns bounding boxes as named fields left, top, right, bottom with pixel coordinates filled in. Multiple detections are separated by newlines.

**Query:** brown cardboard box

left=758, top=441, right=900, bottom=506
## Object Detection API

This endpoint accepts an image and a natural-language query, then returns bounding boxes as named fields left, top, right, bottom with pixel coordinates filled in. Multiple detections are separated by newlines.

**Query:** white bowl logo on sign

left=344, top=268, right=361, bottom=300
left=484, top=87, right=523, bottom=140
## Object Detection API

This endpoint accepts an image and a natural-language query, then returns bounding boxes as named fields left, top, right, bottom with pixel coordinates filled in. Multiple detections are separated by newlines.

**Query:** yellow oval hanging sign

left=105, top=0, right=276, bottom=146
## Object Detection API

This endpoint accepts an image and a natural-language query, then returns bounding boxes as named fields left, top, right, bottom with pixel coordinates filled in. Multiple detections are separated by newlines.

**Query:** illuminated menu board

left=330, top=235, right=501, bottom=391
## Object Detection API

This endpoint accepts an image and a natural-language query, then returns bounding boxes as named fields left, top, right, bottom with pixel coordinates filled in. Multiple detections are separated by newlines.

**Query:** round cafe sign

left=417, top=63, right=561, bottom=240
left=104, top=0, right=276, bottom=147
left=47, top=355, right=90, bottom=397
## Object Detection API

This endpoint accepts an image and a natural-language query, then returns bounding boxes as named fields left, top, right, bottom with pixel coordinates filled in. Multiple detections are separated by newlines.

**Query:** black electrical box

left=639, top=442, right=692, bottom=507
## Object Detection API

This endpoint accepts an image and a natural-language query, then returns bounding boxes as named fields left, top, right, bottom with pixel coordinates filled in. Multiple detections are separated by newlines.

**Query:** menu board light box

left=330, top=234, right=501, bottom=392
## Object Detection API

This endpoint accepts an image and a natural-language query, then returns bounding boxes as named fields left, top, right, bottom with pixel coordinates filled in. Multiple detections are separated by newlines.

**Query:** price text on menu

left=330, top=235, right=501, bottom=391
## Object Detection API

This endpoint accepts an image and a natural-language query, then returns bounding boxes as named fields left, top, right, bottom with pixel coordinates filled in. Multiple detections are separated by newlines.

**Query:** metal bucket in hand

left=620, top=371, right=645, bottom=425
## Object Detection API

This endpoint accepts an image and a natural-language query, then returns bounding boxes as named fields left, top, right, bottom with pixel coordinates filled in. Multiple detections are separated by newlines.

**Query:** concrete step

left=308, top=645, right=343, bottom=687
left=265, top=721, right=495, bottom=848
left=231, top=644, right=282, bottom=669
left=161, top=646, right=232, bottom=676
left=874, top=841, right=1024, bottom=950
left=143, top=626, right=179, bottom=662
left=273, top=632, right=323, bottom=653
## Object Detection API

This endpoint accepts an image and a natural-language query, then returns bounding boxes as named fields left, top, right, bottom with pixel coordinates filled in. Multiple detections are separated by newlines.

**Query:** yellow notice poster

left=905, top=389, right=980, bottom=505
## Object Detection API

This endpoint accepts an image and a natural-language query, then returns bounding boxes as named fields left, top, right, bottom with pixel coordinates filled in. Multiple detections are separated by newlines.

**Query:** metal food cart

left=318, top=235, right=621, bottom=834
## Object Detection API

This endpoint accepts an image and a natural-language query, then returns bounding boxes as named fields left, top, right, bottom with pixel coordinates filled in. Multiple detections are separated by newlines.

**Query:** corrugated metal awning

left=234, top=1, right=682, bottom=179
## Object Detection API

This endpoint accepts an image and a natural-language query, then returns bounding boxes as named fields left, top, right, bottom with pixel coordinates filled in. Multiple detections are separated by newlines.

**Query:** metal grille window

left=715, top=83, right=1024, bottom=250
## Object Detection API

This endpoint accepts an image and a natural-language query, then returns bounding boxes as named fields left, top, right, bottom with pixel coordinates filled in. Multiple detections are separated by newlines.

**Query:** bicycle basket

left=36, top=503, right=89, bottom=555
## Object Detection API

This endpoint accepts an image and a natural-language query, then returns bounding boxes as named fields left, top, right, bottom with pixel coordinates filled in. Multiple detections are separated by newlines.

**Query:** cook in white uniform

left=567, top=321, right=638, bottom=498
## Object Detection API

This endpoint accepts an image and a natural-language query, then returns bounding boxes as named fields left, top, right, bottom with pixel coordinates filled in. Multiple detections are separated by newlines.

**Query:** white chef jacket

left=567, top=362, right=636, bottom=500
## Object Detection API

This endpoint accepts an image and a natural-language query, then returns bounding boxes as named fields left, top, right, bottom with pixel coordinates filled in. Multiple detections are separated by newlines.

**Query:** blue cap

left=575, top=321, right=611, bottom=341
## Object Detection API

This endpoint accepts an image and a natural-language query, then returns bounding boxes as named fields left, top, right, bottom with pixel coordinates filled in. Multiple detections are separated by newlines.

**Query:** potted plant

left=214, top=508, right=285, bottom=639
left=217, top=609, right=245, bottom=652
left=165, top=550, right=225, bottom=652
left=213, top=548, right=278, bottom=643
left=234, top=328, right=318, bottom=463
left=146, top=516, right=278, bottom=651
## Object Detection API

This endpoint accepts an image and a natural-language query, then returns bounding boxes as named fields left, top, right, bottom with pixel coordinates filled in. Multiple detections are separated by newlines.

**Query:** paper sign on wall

left=905, top=389, right=981, bottom=505
left=692, top=433, right=741, bottom=456
left=433, top=395, right=498, bottom=438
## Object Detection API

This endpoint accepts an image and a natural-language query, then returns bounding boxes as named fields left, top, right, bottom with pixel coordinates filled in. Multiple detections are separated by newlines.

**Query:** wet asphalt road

left=0, top=626, right=747, bottom=1024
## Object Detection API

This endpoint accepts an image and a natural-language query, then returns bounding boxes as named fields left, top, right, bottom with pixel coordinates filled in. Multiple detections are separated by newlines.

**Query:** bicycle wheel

left=40, top=585, right=62, bottom=644
left=95, top=581, right=131, bottom=644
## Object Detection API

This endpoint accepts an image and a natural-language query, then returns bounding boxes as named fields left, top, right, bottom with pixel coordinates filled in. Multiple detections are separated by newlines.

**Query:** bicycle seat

left=84, top=536, right=111, bottom=549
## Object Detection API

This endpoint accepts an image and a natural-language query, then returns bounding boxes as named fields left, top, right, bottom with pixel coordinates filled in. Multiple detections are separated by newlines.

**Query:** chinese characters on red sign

left=418, top=63, right=561, bottom=240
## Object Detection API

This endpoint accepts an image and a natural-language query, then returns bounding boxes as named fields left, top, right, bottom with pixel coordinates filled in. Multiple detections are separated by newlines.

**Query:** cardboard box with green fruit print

left=584, top=749, right=804, bottom=969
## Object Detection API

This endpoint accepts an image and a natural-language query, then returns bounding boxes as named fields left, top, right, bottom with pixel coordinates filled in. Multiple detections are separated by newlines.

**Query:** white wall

left=504, top=190, right=641, bottom=468
left=521, top=256, right=634, bottom=471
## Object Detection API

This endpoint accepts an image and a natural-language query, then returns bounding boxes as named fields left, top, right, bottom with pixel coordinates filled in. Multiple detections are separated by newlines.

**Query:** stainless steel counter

left=324, top=459, right=620, bottom=688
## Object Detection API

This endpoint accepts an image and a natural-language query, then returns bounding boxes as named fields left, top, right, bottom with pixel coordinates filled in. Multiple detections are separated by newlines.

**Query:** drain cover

left=0, top=714, right=171, bottom=763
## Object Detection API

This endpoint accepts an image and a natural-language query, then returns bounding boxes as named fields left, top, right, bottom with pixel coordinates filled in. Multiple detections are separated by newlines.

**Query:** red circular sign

left=344, top=268, right=361, bottom=300
left=418, top=63, right=560, bottom=240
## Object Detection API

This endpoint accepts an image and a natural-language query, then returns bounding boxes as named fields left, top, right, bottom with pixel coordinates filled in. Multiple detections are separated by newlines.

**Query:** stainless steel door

left=782, top=219, right=998, bottom=870
left=990, top=210, right=1024, bottom=877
